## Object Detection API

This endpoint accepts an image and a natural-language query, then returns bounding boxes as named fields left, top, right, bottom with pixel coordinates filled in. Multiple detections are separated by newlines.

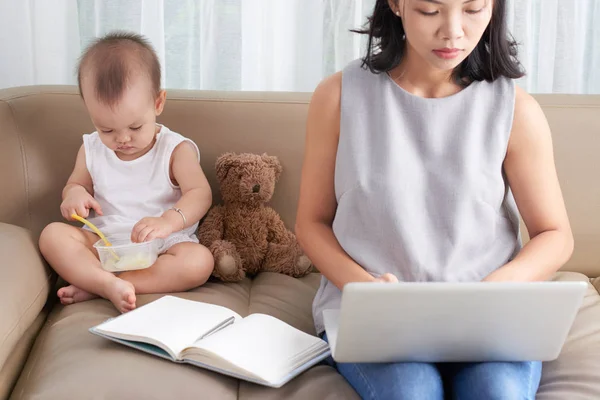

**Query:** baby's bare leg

left=118, top=242, right=214, bottom=294
left=39, top=222, right=136, bottom=312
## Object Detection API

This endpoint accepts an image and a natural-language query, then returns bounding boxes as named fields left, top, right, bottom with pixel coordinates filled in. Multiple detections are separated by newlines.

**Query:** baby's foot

left=57, top=285, right=98, bottom=305
left=104, top=278, right=136, bottom=313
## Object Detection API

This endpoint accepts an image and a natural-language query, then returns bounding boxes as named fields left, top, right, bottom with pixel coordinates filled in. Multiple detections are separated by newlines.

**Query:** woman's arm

left=295, top=73, right=396, bottom=290
left=484, top=86, right=574, bottom=282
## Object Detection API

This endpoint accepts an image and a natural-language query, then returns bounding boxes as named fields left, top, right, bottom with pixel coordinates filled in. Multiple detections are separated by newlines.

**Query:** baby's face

left=82, top=76, right=166, bottom=161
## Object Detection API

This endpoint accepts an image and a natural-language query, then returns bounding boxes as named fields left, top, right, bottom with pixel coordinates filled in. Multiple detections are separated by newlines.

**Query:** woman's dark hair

left=353, top=0, right=525, bottom=84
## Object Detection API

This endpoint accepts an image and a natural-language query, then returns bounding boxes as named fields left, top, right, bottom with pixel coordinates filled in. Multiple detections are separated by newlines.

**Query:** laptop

left=323, top=280, right=587, bottom=363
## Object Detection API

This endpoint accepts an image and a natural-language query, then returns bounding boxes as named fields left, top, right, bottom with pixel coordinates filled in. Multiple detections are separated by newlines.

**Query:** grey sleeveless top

left=312, top=59, right=521, bottom=334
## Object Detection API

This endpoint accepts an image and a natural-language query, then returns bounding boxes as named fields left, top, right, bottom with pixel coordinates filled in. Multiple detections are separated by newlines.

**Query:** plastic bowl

left=93, top=236, right=163, bottom=272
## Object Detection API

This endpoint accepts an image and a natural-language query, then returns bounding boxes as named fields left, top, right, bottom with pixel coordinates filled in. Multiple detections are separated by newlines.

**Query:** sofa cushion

left=537, top=272, right=600, bottom=399
left=11, top=270, right=600, bottom=399
left=0, top=224, right=52, bottom=383
left=9, top=273, right=358, bottom=400
left=0, top=312, right=47, bottom=400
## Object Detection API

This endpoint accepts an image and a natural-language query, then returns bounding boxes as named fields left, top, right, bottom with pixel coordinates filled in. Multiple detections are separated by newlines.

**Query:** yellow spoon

left=71, top=213, right=112, bottom=246
left=71, top=213, right=120, bottom=261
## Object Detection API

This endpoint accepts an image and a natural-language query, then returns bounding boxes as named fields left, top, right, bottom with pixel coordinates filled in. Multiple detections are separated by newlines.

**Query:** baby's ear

left=215, top=153, right=241, bottom=182
left=261, top=153, right=282, bottom=180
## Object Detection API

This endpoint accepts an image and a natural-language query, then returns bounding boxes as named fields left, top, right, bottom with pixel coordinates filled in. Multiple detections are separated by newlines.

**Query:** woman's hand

left=373, top=273, right=399, bottom=283
left=482, top=262, right=522, bottom=282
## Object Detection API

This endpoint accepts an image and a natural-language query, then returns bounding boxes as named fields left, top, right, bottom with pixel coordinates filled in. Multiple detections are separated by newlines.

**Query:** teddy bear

left=198, top=152, right=312, bottom=282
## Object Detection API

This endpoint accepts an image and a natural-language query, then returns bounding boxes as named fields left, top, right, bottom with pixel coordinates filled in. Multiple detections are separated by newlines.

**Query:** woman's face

left=392, top=0, right=493, bottom=72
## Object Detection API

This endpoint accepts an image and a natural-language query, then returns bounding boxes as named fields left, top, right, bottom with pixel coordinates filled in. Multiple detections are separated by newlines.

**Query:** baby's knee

left=39, top=222, right=68, bottom=253
left=181, top=244, right=214, bottom=284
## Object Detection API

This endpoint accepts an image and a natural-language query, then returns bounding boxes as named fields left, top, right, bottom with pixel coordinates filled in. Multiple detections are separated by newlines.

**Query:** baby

left=39, top=31, right=214, bottom=313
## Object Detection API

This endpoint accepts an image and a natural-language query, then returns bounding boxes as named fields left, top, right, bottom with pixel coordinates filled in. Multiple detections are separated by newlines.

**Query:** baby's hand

left=61, top=186, right=103, bottom=220
left=131, top=216, right=175, bottom=243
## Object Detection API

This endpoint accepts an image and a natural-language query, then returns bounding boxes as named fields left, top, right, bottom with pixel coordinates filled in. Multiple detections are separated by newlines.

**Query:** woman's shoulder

left=310, top=57, right=387, bottom=118
left=514, top=84, right=539, bottom=109
left=315, top=70, right=342, bottom=93
left=311, top=58, right=371, bottom=100
left=310, top=71, right=342, bottom=112
left=512, top=85, right=548, bottom=135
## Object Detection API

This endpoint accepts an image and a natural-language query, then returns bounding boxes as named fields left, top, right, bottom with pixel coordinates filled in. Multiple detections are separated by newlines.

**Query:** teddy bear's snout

left=252, top=184, right=261, bottom=193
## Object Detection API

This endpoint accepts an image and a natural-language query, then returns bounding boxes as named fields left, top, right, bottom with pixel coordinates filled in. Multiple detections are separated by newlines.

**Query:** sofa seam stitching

left=4, top=100, right=33, bottom=230
left=1, top=91, right=312, bottom=105
left=0, top=270, right=52, bottom=356
left=14, top=302, right=53, bottom=398
left=590, top=278, right=600, bottom=295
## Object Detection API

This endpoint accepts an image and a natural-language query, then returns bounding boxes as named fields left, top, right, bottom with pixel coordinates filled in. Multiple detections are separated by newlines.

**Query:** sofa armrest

left=0, top=223, right=52, bottom=371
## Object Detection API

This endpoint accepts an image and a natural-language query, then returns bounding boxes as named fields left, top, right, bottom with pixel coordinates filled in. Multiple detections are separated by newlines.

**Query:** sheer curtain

left=507, top=0, right=600, bottom=94
left=0, top=0, right=599, bottom=93
left=0, top=0, right=81, bottom=89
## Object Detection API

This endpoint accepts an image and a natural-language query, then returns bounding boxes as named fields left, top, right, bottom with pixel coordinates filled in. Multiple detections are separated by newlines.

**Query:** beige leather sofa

left=1, top=85, right=599, bottom=400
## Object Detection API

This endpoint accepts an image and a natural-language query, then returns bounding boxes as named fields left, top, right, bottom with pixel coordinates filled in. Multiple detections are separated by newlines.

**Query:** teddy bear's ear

left=261, top=153, right=282, bottom=180
left=215, top=152, right=240, bottom=182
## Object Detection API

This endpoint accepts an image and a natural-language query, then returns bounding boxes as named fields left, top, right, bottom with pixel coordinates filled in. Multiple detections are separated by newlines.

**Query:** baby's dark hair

left=77, top=31, right=161, bottom=106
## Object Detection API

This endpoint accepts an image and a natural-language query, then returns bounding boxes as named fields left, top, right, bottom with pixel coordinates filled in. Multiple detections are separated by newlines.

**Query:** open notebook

left=89, top=295, right=330, bottom=388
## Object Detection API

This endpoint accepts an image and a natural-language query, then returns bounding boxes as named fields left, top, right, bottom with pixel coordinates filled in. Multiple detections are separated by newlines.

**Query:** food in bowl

left=93, top=237, right=163, bottom=272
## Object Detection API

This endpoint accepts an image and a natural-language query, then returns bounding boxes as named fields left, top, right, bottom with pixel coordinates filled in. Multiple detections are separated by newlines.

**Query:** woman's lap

left=322, top=334, right=542, bottom=400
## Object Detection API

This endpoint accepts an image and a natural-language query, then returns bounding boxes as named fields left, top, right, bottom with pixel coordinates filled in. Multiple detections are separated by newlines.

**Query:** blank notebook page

left=95, top=295, right=242, bottom=358
left=192, top=313, right=326, bottom=382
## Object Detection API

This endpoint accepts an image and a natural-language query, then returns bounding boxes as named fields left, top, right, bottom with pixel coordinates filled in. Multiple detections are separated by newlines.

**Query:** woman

left=296, top=0, right=573, bottom=398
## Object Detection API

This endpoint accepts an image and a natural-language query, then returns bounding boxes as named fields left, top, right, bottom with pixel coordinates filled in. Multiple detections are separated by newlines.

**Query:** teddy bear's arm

left=261, top=205, right=312, bottom=277
left=264, top=207, right=295, bottom=244
left=197, top=205, right=225, bottom=246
